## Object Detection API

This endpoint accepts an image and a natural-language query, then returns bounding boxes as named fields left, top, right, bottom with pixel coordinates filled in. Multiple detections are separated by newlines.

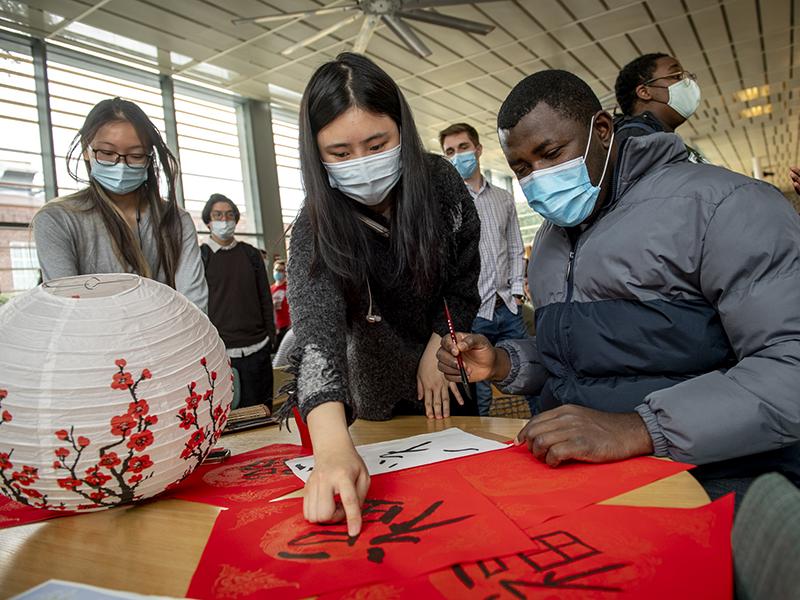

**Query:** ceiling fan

left=232, top=0, right=500, bottom=58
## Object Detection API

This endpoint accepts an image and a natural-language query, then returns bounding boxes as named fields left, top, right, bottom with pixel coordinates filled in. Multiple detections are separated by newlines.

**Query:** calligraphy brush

left=443, top=299, right=473, bottom=402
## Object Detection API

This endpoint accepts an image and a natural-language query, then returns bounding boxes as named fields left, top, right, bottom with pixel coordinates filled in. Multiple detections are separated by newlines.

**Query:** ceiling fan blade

left=281, top=13, right=362, bottom=55
left=382, top=15, right=431, bottom=58
left=352, top=14, right=380, bottom=54
left=400, top=0, right=503, bottom=8
left=232, top=4, right=358, bottom=25
left=398, top=9, right=494, bottom=35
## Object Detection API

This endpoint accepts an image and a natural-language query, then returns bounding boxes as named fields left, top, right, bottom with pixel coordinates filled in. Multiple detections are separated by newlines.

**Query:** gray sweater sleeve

left=495, top=337, right=549, bottom=396
left=175, top=211, right=208, bottom=313
left=285, top=212, right=353, bottom=422
left=636, top=182, right=800, bottom=464
left=32, top=207, right=80, bottom=281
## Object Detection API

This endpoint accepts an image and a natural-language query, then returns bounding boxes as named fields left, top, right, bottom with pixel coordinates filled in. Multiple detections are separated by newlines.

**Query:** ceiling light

left=734, top=85, right=770, bottom=102
left=740, top=104, right=772, bottom=119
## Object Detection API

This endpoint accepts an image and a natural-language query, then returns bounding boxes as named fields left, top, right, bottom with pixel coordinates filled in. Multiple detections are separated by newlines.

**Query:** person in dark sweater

left=613, top=53, right=707, bottom=163
left=282, top=53, right=480, bottom=536
left=200, top=193, right=276, bottom=409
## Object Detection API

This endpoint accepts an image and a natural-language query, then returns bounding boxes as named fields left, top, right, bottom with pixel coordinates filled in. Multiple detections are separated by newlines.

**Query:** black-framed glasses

left=90, top=147, right=153, bottom=169
left=643, top=70, right=697, bottom=86
left=210, top=210, right=237, bottom=221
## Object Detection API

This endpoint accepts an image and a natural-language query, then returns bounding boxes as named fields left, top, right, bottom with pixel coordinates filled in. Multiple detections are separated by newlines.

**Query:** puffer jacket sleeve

left=283, top=209, right=354, bottom=423
left=495, top=337, right=550, bottom=396
left=636, top=181, right=800, bottom=464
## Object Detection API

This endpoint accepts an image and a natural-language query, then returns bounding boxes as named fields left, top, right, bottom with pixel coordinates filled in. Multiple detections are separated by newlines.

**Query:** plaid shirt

left=468, top=178, right=526, bottom=320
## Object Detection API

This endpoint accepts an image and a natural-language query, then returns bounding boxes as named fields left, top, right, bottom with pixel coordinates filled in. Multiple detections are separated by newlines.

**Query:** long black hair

left=299, top=52, right=439, bottom=303
left=62, top=97, right=183, bottom=287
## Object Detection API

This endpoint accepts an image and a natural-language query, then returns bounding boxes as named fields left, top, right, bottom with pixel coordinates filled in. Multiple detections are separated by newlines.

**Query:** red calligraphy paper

left=186, top=465, right=534, bottom=599
left=434, top=445, right=692, bottom=529
left=325, top=496, right=734, bottom=600
left=166, top=443, right=306, bottom=507
left=0, top=494, right=73, bottom=529
left=428, top=495, right=734, bottom=599
left=320, top=577, right=438, bottom=600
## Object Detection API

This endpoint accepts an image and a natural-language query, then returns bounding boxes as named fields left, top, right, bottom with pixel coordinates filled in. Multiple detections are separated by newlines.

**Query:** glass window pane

left=0, top=231, right=41, bottom=298
left=174, top=92, right=250, bottom=234
left=0, top=45, right=45, bottom=295
left=271, top=104, right=303, bottom=227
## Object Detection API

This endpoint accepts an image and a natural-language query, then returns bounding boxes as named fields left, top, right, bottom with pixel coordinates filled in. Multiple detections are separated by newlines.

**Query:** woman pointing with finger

left=280, top=53, right=480, bottom=536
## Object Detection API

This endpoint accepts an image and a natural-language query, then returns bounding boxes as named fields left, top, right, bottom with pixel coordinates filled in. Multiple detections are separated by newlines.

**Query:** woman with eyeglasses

left=613, top=53, right=708, bottom=163
left=32, top=97, right=207, bottom=311
left=282, top=53, right=480, bottom=536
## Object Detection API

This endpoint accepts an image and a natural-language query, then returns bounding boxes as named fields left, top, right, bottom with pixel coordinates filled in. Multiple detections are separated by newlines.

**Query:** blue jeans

left=472, top=302, right=534, bottom=416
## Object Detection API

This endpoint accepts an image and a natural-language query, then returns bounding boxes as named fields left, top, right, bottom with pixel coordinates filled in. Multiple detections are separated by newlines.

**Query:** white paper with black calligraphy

left=285, top=427, right=507, bottom=482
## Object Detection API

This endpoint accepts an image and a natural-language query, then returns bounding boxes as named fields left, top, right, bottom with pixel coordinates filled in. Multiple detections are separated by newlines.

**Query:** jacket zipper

left=555, top=243, right=577, bottom=379
left=554, top=160, right=619, bottom=384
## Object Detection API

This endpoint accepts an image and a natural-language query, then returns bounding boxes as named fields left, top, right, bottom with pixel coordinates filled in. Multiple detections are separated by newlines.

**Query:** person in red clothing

left=271, top=259, right=291, bottom=350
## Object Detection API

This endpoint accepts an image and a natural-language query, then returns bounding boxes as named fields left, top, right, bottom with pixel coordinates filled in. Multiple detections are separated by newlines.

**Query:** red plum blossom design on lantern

left=0, top=357, right=227, bottom=509
left=0, top=388, right=57, bottom=509
left=47, top=359, right=160, bottom=507
left=170, top=357, right=228, bottom=486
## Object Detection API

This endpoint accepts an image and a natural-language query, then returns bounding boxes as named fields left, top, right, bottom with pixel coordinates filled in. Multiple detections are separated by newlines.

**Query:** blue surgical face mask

left=273, top=271, right=285, bottom=282
left=323, top=143, right=402, bottom=206
left=449, top=150, right=478, bottom=179
left=210, top=220, right=236, bottom=240
left=519, top=116, right=614, bottom=228
left=89, top=153, right=149, bottom=195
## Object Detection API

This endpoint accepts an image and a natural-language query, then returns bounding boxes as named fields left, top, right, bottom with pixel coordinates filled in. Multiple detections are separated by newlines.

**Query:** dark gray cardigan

left=282, top=154, right=481, bottom=422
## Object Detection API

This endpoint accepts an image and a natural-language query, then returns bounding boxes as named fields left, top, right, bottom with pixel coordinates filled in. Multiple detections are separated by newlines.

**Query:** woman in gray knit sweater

left=285, top=54, right=480, bottom=536
left=32, top=98, right=207, bottom=311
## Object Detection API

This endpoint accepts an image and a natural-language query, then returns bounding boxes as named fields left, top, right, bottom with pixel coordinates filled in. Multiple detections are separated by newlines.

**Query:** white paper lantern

left=0, top=273, right=233, bottom=511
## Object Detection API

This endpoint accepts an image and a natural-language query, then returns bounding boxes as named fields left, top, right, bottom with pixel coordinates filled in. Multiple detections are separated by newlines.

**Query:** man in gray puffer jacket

left=438, top=69, right=800, bottom=502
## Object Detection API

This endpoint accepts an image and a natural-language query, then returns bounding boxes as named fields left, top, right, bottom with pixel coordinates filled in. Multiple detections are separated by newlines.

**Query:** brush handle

left=443, top=300, right=471, bottom=394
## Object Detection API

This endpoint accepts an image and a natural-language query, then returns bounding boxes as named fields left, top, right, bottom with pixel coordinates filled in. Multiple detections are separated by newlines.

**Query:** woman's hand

left=437, top=332, right=510, bottom=384
left=417, top=333, right=461, bottom=419
left=304, top=403, right=370, bottom=536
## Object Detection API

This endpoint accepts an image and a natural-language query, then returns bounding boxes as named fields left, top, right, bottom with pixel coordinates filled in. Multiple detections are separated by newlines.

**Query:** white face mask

left=667, top=78, right=701, bottom=119
left=210, top=220, right=236, bottom=240
left=323, top=144, right=402, bottom=206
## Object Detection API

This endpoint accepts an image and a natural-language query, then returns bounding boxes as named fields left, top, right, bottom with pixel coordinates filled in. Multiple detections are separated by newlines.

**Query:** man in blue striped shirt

left=440, top=123, right=529, bottom=415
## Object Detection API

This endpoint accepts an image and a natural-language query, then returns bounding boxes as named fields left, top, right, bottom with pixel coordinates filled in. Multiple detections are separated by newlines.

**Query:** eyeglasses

left=210, top=210, right=237, bottom=221
left=643, top=71, right=697, bottom=86
left=90, top=147, right=153, bottom=169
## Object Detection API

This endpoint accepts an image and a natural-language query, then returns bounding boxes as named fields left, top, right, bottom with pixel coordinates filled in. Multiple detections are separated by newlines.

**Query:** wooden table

left=0, top=416, right=708, bottom=598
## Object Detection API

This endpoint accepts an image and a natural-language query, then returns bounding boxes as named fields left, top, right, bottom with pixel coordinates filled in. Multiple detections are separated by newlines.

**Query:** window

left=0, top=39, right=45, bottom=294
left=0, top=28, right=268, bottom=294
left=271, top=103, right=304, bottom=227
left=9, top=240, right=39, bottom=291
left=485, top=169, right=543, bottom=246
left=173, top=89, right=251, bottom=242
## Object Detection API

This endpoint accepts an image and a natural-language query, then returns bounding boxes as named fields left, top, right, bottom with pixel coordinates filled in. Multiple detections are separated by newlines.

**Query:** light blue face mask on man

left=449, top=150, right=478, bottom=179
left=519, top=116, right=614, bottom=228
left=89, top=154, right=149, bottom=195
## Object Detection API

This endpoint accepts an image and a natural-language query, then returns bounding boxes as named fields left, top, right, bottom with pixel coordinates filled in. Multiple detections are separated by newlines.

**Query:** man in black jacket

left=613, top=53, right=707, bottom=163
left=201, top=193, right=276, bottom=409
